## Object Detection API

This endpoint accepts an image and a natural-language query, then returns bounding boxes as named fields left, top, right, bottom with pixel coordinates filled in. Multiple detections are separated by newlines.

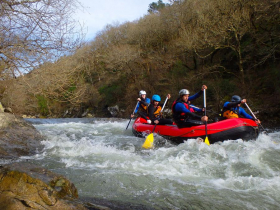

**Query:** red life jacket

left=171, top=99, right=190, bottom=122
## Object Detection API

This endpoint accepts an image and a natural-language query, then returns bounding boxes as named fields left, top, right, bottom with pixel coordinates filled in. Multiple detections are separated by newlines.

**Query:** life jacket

left=152, top=105, right=162, bottom=118
left=171, top=98, right=190, bottom=122
left=222, top=107, right=239, bottom=119
left=140, top=103, right=148, bottom=110
left=138, top=98, right=149, bottom=113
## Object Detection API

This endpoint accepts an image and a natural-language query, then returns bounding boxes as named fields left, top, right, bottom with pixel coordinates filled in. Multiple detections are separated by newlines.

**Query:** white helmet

left=139, top=90, right=146, bottom=96
left=179, top=89, right=190, bottom=96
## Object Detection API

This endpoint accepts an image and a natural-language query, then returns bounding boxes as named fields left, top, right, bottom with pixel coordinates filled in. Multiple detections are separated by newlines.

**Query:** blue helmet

left=152, top=95, right=161, bottom=102
left=231, top=95, right=241, bottom=103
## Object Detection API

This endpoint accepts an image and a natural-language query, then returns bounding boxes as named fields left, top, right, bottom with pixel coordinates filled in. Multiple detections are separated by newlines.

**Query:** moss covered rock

left=0, top=163, right=87, bottom=209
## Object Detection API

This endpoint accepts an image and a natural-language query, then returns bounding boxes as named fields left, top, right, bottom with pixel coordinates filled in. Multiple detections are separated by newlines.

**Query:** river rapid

left=23, top=118, right=280, bottom=210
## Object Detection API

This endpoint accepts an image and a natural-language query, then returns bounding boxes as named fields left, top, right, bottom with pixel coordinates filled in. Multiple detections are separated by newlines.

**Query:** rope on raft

left=161, top=122, right=258, bottom=139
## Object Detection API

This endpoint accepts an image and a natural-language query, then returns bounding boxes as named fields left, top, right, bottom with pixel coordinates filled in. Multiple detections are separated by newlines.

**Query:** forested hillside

left=1, top=0, right=279, bottom=126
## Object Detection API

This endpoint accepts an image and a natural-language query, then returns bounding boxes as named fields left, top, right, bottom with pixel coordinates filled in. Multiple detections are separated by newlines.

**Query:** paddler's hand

left=131, top=114, right=134, bottom=118
left=201, top=85, right=207, bottom=90
left=201, top=116, right=208, bottom=122
left=166, top=94, right=171, bottom=99
left=255, top=119, right=261, bottom=124
left=137, top=98, right=141, bottom=101
left=241, top=99, right=247, bottom=104
left=154, top=120, right=159, bottom=124
left=147, top=120, right=152, bottom=124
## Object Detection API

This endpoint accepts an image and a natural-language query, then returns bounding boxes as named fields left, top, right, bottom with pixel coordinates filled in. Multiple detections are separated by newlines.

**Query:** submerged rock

left=107, top=105, right=119, bottom=117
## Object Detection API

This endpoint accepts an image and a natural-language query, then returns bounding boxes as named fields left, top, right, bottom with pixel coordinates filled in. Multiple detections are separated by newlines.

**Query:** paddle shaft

left=142, top=96, right=169, bottom=149
left=244, top=102, right=266, bottom=131
left=126, top=101, right=139, bottom=130
left=203, top=89, right=208, bottom=137
left=161, top=97, right=169, bottom=112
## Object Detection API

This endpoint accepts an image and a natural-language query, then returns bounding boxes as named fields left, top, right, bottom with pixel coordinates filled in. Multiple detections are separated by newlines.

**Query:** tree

left=178, top=0, right=263, bottom=86
left=0, top=0, right=82, bottom=80
left=148, top=0, right=167, bottom=14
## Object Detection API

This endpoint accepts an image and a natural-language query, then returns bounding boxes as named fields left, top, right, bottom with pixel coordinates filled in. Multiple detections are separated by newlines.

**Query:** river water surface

left=23, top=118, right=280, bottom=209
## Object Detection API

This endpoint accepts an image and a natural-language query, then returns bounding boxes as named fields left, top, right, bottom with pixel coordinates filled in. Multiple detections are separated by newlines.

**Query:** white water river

left=23, top=118, right=280, bottom=209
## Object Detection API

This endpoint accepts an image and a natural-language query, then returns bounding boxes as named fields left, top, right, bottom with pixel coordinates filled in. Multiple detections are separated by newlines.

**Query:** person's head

left=139, top=90, right=146, bottom=99
left=152, top=94, right=161, bottom=106
left=179, top=89, right=190, bottom=102
left=231, top=95, right=241, bottom=103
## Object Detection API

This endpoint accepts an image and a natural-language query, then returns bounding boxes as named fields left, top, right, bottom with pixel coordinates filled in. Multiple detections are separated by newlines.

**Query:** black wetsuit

left=148, top=103, right=173, bottom=125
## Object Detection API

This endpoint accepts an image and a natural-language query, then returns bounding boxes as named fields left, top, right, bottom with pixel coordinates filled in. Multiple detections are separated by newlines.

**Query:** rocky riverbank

left=0, top=112, right=110, bottom=209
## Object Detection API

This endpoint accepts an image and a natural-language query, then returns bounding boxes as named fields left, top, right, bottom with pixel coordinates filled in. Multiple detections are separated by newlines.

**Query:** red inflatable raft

left=132, top=117, right=259, bottom=144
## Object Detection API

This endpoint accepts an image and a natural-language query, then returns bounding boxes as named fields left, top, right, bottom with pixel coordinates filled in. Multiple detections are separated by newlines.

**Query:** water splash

left=22, top=118, right=280, bottom=209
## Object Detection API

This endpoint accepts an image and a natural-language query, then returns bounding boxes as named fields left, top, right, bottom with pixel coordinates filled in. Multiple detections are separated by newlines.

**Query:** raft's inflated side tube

left=132, top=117, right=259, bottom=144
left=162, top=125, right=259, bottom=144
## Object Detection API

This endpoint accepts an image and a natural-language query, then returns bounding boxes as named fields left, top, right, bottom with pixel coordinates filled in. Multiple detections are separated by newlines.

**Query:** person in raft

left=131, top=90, right=150, bottom=120
left=222, top=95, right=261, bottom=124
left=172, top=85, right=208, bottom=128
left=147, top=94, right=173, bottom=125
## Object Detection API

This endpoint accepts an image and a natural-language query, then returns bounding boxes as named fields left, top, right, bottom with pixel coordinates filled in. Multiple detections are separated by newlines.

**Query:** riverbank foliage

left=0, top=0, right=279, bottom=125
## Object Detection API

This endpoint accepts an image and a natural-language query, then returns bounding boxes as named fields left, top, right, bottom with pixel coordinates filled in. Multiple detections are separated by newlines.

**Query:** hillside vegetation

left=1, top=0, right=279, bottom=125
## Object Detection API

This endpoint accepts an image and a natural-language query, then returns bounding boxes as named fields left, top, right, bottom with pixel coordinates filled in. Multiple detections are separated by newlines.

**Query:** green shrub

left=98, top=79, right=126, bottom=105
left=36, top=95, right=49, bottom=116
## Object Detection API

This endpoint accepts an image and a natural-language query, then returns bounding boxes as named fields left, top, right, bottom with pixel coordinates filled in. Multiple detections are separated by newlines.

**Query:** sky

left=74, top=0, right=170, bottom=41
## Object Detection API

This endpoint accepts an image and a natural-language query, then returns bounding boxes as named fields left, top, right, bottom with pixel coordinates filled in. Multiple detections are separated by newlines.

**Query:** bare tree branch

left=0, top=0, right=83, bottom=79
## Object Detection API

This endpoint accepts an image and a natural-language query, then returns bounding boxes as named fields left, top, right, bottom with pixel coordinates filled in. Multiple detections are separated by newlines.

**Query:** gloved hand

left=147, top=120, right=151, bottom=124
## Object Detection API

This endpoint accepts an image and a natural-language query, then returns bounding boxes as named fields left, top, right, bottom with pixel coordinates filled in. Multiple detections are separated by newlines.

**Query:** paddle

left=244, top=102, right=266, bottom=133
left=126, top=101, right=139, bottom=130
left=142, top=96, right=169, bottom=149
left=203, top=89, right=210, bottom=145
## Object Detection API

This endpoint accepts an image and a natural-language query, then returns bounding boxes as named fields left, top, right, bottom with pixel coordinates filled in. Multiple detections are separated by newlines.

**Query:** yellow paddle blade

left=204, top=136, right=210, bottom=145
left=142, top=133, right=154, bottom=149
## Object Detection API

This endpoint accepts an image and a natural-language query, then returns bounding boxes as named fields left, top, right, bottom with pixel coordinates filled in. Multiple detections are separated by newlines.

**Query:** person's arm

left=239, top=107, right=253, bottom=120
left=224, top=101, right=240, bottom=108
left=186, top=111, right=203, bottom=120
left=175, top=103, right=202, bottom=120
left=175, top=103, right=190, bottom=113
left=189, top=104, right=202, bottom=112
left=131, top=102, right=140, bottom=118
left=146, top=97, right=151, bottom=104
left=188, top=90, right=203, bottom=101
left=188, top=85, right=207, bottom=101
left=134, top=103, right=140, bottom=114
left=139, top=98, right=149, bottom=107
left=138, top=111, right=148, bottom=120
left=148, top=105, right=157, bottom=121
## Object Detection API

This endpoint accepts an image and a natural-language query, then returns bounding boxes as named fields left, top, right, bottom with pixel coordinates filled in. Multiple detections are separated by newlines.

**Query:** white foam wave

left=26, top=120, right=280, bottom=201
left=19, top=118, right=280, bottom=210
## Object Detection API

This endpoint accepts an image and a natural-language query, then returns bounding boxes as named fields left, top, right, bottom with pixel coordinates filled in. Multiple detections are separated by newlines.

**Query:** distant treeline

left=1, top=0, right=279, bottom=125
